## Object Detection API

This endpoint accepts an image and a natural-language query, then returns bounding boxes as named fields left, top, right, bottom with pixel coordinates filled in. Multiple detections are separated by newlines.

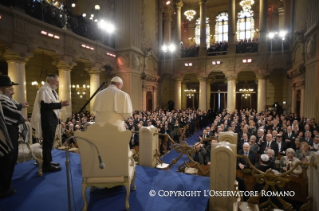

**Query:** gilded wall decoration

left=306, top=36, right=316, bottom=59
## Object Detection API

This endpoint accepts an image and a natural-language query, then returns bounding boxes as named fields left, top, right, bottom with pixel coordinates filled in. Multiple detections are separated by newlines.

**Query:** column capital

left=198, top=77, right=207, bottom=82
left=224, top=72, right=237, bottom=81
left=175, top=1, right=183, bottom=8
left=174, top=78, right=183, bottom=82
left=199, top=0, right=207, bottom=4
left=3, top=51, right=33, bottom=63
left=52, top=58, right=77, bottom=70
left=255, top=73, right=269, bottom=80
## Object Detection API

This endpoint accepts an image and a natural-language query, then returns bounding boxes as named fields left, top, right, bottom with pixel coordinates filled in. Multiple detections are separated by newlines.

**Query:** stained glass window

left=195, top=17, right=210, bottom=48
left=215, top=12, right=228, bottom=42
left=237, top=10, right=254, bottom=40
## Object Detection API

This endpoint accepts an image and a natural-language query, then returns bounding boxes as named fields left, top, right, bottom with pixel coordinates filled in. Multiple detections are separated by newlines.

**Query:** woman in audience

left=294, top=138, right=301, bottom=151
left=295, top=142, right=310, bottom=162
left=279, top=148, right=302, bottom=174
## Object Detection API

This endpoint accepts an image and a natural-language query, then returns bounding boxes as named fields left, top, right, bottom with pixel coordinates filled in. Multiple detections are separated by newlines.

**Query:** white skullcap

left=260, top=154, right=269, bottom=162
left=111, top=76, right=123, bottom=83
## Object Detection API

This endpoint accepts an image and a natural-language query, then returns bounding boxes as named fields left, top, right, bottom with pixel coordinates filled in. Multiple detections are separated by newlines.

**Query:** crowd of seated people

left=181, top=39, right=259, bottom=58
left=181, top=45, right=200, bottom=58
left=184, top=108, right=318, bottom=171
left=207, top=42, right=228, bottom=55
left=235, top=38, right=259, bottom=53
left=59, top=107, right=319, bottom=169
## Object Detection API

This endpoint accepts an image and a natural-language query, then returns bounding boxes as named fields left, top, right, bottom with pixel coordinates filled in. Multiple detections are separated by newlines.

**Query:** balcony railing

left=0, top=0, right=114, bottom=48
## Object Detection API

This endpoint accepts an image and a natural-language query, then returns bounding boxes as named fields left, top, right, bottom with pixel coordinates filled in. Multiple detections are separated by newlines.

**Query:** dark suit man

left=303, top=131, right=313, bottom=146
left=0, top=76, right=28, bottom=198
left=237, top=143, right=258, bottom=169
left=238, top=133, right=250, bottom=152
left=284, top=126, right=296, bottom=149
left=31, top=74, right=70, bottom=172
left=191, top=143, right=208, bottom=165
left=276, top=134, right=288, bottom=155
left=259, top=134, right=279, bottom=157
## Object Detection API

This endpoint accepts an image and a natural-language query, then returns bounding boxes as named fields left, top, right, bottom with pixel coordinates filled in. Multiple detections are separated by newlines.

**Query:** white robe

left=92, top=85, right=133, bottom=131
left=30, top=83, right=61, bottom=139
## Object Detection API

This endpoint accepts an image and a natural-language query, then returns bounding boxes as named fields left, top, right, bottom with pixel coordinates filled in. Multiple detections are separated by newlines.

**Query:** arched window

left=215, top=12, right=228, bottom=42
left=195, top=17, right=210, bottom=48
left=237, top=10, right=254, bottom=40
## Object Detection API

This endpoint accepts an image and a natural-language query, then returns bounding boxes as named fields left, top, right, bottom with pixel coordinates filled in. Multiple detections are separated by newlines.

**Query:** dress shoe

left=43, top=165, right=62, bottom=172
left=51, top=162, right=60, bottom=166
left=0, top=189, right=16, bottom=199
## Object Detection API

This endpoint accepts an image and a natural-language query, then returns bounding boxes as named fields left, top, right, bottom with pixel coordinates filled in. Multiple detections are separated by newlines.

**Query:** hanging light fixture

left=184, top=89, right=196, bottom=98
left=184, top=10, right=196, bottom=21
left=239, top=0, right=255, bottom=11
left=239, top=81, right=254, bottom=99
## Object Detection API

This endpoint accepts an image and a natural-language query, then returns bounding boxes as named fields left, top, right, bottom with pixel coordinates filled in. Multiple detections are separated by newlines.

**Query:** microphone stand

left=64, top=136, right=104, bottom=211
left=78, top=81, right=107, bottom=114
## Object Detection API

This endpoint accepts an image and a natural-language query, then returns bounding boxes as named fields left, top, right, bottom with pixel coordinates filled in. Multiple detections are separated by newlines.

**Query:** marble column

left=300, top=87, right=305, bottom=118
left=227, top=0, right=236, bottom=54
left=257, top=75, right=267, bottom=113
left=58, top=68, right=72, bottom=121
left=206, top=80, right=211, bottom=110
left=163, top=7, right=172, bottom=44
left=278, top=7, right=285, bottom=29
left=174, top=79, right=182, bottom=110
left=176, top=1, right=183, bottom=44
left=198, top=77, right=207, bottom=111
left=88, top=70, right=101, bottom=112
left=153, top=87, right=158, bottom=110
left=181, top=83, right=187, bottom=109
left=199, top=0, right=207, bottom=57
left=142, top=85, right=147, bottom=111
left=158, top=4, right=164, bottom=47
left=226, top=76, right=236, bottom=113
left=291, top=85, right=296, bottom=113
left=6, top=57, right=28, bottom=117
left=259, top=0, right=268, bottom=52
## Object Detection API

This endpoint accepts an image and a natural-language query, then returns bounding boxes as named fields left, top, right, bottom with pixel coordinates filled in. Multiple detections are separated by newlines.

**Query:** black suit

left=237, top=150, right=258, bottom=168
left=277, top=141, right=288, bottom=155
left=283, top=132, right=296, bottom=149
left=259, top=141, right=279, bottom=157
left=40, top=100, right=61, bottom=167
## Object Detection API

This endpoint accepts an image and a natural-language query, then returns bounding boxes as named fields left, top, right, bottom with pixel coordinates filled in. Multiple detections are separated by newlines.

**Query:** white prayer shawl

left=31, top=83, right=61, bottom=139
left=93, top=85, right=133, bottom=131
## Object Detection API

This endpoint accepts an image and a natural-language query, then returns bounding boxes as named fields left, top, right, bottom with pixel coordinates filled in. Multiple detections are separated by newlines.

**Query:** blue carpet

left=162, top=129, right=203, bottom=172
left=0, top=149, right=209, bottom=211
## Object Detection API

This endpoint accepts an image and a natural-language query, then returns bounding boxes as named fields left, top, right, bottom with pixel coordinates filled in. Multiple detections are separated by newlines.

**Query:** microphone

left=65, top=136, right=105, bottom=170
left=98, top=155, right=105, bottom=169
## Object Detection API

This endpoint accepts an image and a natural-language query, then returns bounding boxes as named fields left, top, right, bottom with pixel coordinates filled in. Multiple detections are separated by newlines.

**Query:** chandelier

left=239, top=0, right=255, bottom=11
left=184, top=89, right=196, bottom=98
left=239, top=81, right=253, bottom=99
left=184, top=10, right=196, bottom=21
left=72, top=84, right=90, bottom=98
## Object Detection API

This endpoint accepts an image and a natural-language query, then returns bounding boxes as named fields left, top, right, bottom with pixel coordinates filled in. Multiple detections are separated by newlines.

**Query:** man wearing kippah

left=0, top=75, right=29, bottom=198
left=31, top=74, right=70, bottom=172
left=92, top=76, right=133, bottom=131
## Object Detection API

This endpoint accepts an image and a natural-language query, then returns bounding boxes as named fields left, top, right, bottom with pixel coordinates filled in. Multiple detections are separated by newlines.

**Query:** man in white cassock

left=92, top=76, right=133, bottom=131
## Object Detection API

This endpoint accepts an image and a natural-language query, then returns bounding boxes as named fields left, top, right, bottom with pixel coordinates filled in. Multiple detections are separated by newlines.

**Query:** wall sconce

left=106, top=52, right=116, bottom=57
left=212, top=61, right=221, bottom=65
left=41, top=31, right=60, bottom=39
left=185, top=63, right=192, bottom=66
left=283, top=101, right=286, bottom=105
left=81, top=44, right=94, bottom=50
left=242, top=59, right=252, bottom=63
left=166, top=1, right=171, bottom=5
left=188, top=37, right=193, bottom=41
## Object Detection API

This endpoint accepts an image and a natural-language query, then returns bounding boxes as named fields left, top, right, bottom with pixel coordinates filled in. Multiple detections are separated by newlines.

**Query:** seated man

left=257, top=154, right=271, bottom=172
left=237, top=143, right=258, bottom=169
left=266, top=149, right=277, bottom=169
left=190, top=142, right=208, bottom=165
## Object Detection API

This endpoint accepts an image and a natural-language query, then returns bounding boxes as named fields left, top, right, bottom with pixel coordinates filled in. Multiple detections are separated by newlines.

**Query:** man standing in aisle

left=92, top=76, right=133, bottom=131
left=0, top=75, right=28, bottom=198
left=31, top=74, right=70, bottom=172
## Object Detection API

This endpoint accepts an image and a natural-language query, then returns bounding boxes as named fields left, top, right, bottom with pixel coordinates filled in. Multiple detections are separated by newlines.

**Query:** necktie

left=52, top=90, right=57, bottom=100
left=267, top=142, right=270, bottom=147
left=288, top=133, right=291, bottom=138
